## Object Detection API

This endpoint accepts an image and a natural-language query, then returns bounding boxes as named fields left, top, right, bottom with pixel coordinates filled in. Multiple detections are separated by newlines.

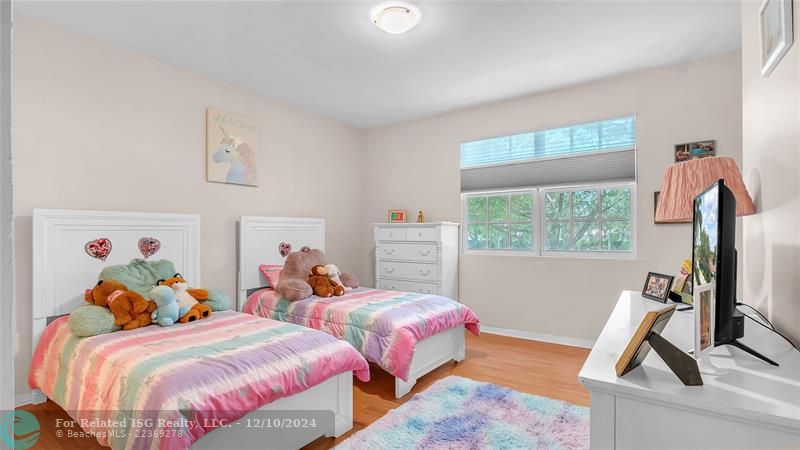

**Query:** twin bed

left=28, top=210, right=479, bottom=449
left=238, top=216, right=480, bottom=398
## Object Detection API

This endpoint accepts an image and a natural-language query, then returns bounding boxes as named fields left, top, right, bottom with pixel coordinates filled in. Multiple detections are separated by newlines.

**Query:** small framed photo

left=388, top=209, right=407, bottom=223
left=693, top=283, right=715, bottom=359
left=674, top=140, right=715, bottom=163
left=760, top=0, right=794, bottom=77
left=642, top=272, right=674, bottom=303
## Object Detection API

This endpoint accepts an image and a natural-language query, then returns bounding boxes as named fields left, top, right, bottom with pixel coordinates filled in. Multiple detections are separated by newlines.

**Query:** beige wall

left=363, top=52, right=744, bottom=344
left=11, top=17, right=366, bottom=399
left=741, top=0, right=800, bottom=344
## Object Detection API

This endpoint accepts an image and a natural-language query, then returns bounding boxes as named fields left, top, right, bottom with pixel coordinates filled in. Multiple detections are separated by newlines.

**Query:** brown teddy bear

left=85, top=279, right=156, bottom=330
left=307, top=265, right=345, bottom=298
left=276, top=247, right=358, bottom=301
left=156, top=274, right=212, bottom=323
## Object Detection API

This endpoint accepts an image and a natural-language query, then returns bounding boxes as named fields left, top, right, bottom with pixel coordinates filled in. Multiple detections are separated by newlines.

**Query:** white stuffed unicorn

left=324, top=264, right=351, bottom=292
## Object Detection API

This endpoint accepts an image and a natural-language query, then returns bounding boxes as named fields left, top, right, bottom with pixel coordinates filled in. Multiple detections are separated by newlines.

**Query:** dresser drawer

left=406, top=227, right=438, bottom=241
left=378, top=279, right=439, bottom=295
left=377, top=261, right=438, bottom=282
left=378, top=242, right=437, bottom=262
left=376, top=227, right=406, bottom=241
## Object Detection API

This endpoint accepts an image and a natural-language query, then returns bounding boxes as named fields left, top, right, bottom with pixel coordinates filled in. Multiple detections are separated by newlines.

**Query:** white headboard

left=237, top=216, right=324, bottom=310
left=31, top=209, right=200, bottom=370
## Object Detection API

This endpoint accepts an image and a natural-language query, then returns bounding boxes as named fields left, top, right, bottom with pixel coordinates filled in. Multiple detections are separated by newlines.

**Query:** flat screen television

left=692, top=179, right=777, bottom=366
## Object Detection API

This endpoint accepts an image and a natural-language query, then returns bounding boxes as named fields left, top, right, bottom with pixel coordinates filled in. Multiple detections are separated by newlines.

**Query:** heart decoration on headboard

left=85, top=238, right=112, bottom=261
left=279, top=242, right=292, bottom=257
left=138, top=237, right=161, bottom=259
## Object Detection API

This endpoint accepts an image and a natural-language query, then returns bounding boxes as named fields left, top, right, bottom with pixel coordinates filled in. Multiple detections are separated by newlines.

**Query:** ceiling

left=16, top=1, right=742, bottom=128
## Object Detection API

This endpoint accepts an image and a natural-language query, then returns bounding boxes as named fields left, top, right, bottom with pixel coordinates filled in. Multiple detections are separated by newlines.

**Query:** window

left=465, top=191, right=534, bottom=251
left=460, top=116, right=636, bottom=169
left=462, top=183, right=635, bottom=258
left=542, top=186, right=633, bottom=254
left=460, top=116, right=636, bottom=257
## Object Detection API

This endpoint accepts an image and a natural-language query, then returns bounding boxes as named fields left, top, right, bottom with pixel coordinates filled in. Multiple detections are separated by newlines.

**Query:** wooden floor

left=21, top=332, right=590, bottom=449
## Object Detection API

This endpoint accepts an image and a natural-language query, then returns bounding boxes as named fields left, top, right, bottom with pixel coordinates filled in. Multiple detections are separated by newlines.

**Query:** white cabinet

left=373, top=222, right=459, bottom=300
left=580, top=291, right=800, bottom=449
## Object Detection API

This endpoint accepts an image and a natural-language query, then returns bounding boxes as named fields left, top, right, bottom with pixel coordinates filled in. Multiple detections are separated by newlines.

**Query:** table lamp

left=655, top=156, right=755, bottom=223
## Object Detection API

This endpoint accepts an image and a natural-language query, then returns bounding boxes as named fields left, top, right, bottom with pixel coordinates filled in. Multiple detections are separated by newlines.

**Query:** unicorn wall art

left=206, top=108, right=259, bottom=186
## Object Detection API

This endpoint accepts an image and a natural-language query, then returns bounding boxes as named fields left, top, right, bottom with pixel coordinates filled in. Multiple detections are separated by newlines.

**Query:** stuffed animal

left=148, top=285, right=180, bottom=327
left=85, top=279, right=156, bottom=331
left=276, top=247, right=359, bottom=301
left=157, top=274, right=212, bottom=323
left=324, top=263, right=351, bottom=292
left=307, top=265, right=344, bottom=298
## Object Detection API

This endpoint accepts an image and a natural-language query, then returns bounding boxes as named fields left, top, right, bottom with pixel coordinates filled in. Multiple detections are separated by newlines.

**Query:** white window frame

left=461, top=188, right=539, bottom=256
left=462, top=181, right=636, bottom=259
left=539, top=181, right=636, bottom=259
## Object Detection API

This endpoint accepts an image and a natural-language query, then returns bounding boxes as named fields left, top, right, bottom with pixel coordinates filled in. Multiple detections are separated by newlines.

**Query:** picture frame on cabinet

left=388, top=210, right=407, bottom=223
left=642, top=272, right=674, bottom=303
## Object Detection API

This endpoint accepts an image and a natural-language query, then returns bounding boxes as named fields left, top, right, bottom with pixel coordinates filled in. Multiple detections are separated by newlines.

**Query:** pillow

left=259, top=264, right=283, bottom=288
left=205, top=288, right=231, bottom=312
left=68, top=304, right=121, bottom=337
left=100, top=258, right=176, bottom=297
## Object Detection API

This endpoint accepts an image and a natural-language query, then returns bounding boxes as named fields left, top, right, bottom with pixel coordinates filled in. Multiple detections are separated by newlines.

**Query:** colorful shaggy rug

left=337, top=376, right=589, bottom=450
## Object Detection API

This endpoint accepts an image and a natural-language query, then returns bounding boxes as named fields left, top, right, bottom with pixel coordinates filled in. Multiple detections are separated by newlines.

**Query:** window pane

left=545, top=222, right=570, bottom=251
left=460, top=116, right=635, bottom=168
left=573, top=191, right=599, bottom=218
left=600, top=118, right=635, bottom=149
left=488, top=223, right=510, bottom=249
left=541, top=127, right=572, bottom=157
left=467, top=224, right=487, bottom=249
left=571, top=122, right=600, bottom=152
left=602, top=221, right=631, bottom=251
left=510, top=223, right=533, bottom=250
left=467, top=197, right=487, bottom=222
left=546, top=192, right=570, bottom=220
left=488, top=196, right=509, bottom=222
left=574, top=221, right=601, bottom=251
left=602, top=188, right=631, bottom=219
left=511, top=193, right=533, bottom=222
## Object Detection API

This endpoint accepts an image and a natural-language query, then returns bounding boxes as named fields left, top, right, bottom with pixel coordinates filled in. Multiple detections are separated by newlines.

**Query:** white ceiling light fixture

left=371, top=2, right=421, bottom=34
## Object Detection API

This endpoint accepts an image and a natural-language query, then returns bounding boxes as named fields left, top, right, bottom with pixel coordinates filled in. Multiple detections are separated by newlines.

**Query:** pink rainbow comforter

left=29, top=311, right=369, bottom=450
left=244, top=288, right=480, bottom=381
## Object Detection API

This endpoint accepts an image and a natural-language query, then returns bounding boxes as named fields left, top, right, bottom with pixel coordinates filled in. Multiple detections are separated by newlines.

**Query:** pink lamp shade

left=655, top=156, right=755, bottom=223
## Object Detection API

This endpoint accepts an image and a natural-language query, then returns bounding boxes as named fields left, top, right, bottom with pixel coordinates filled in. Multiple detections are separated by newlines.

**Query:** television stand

left=726, top=340, right=779, bottom=366
left=580, top=291, right=800, bottom=450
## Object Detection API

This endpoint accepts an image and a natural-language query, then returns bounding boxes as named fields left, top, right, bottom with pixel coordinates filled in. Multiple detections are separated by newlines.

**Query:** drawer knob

left=385, top=267, right=395, bottom=273
left=418, top=232, right=423, bottom=237
left=419, top=250, right=431, bottom=256
left=419, top=269, right=431, bottom=276
left=384, top=248, right=395, bottom=254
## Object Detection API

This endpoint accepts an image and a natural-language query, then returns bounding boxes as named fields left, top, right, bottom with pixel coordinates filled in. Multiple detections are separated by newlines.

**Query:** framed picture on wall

left=760, top=0, right=794, bottom=77
left=674, top=140, right=715, bottom=162
left=206, top=108, right=260, bottom=186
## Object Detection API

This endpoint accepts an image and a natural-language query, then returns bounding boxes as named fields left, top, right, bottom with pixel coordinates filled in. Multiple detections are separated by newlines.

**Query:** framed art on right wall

left=760, top=0, right=794, bottom=77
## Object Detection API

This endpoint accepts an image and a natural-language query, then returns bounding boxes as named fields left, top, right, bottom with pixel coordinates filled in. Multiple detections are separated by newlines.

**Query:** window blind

left=460, top=116, right=636, bottom=191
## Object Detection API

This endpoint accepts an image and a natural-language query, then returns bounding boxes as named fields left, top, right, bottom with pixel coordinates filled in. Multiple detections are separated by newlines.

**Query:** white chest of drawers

left=374, top=222, right=459, bottom=300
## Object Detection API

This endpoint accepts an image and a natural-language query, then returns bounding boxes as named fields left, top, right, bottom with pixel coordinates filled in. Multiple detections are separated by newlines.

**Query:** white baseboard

left=15, top=392, right=32, bottom=407
left=481, top=325, right=595, bottom=349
